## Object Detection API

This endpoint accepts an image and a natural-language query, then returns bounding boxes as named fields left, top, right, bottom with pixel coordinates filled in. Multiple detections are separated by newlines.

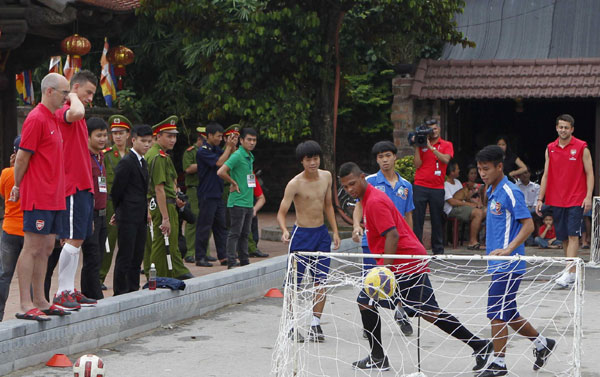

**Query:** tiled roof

left=76, top=0, right=140, bottom=12
left=411, top=58, right=600, bottom=99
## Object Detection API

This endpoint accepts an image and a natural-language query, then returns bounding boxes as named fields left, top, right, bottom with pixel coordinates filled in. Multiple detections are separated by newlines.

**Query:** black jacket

left=111, top=151, right=149, bottom=223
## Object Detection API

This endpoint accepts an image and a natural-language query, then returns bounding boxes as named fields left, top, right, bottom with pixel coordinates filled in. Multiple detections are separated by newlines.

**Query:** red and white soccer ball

left=73, top=354, right=105, bottom=377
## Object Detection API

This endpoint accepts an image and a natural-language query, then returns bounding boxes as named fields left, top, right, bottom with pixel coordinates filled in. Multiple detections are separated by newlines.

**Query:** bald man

left=10, top=73, right=71, bottom=320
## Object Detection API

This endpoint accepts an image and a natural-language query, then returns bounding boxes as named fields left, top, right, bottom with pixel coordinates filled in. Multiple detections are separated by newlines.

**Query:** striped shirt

left=485, top=176, right=531, bottom=275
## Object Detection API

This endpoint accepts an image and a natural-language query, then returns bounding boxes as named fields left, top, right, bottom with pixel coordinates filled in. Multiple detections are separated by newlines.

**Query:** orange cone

left=46, top=353, right=72, bottom=367
left=264, top=288, right=284, bottom=298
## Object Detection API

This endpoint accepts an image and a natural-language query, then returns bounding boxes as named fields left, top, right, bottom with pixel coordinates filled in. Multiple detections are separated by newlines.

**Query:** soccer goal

left=271, top=252, right=584, bottom=377
left=590, top=196, right=600, bottom=265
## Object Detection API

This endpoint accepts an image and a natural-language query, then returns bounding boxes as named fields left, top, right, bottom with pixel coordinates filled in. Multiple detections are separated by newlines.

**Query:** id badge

left=98, top=176, right=107, bottom=193
left=434, top=170, right=442, bottom=176
left=247, top=174, right=256, bottom=188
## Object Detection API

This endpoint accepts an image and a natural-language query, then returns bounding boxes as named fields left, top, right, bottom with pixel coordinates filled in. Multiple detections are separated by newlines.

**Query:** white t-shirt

left=444, top=178, right=464, bottom=215
left=516, top=179, right=540, bottom=208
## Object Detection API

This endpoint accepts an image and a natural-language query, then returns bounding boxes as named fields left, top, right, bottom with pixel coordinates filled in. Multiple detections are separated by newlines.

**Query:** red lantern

left=107, top=45, right=134, bottom=90
left=61, top=34, right=91, bottom=80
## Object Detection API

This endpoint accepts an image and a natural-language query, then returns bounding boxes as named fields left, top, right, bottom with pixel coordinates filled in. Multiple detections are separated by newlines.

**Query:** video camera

left=407, top=119, right=437, bottom=147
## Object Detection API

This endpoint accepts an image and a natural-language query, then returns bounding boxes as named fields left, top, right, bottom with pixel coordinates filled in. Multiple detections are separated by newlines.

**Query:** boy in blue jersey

left=352, top=141, right=414, bottom=336
left=476, top=145, right=555, bottom=376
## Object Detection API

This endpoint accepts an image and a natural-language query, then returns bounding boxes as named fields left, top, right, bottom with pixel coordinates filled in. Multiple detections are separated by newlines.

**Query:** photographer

left=411, top=119, right=454, bottom=254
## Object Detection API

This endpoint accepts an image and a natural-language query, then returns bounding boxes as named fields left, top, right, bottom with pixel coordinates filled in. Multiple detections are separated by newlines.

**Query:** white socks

left=533, top=334, right=548, bottom=351
left=492, top=356, right=506, bottom=367
left=311, top=315, right=321, bottom=327
left=56, top=243, right=80, bottom=295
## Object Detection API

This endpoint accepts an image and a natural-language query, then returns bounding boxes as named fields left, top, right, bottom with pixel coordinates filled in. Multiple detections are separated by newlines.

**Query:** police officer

left=99, top=115, right=131, bottom=290
left=182, top=126, right=216, bottom=264
left=146, top=116, right=192, bottom=279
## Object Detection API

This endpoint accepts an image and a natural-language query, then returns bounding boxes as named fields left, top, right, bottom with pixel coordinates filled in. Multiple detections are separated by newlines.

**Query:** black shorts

left=552, top=206, right=583, bottom=241
left=357, top=273, right=440, bottom=316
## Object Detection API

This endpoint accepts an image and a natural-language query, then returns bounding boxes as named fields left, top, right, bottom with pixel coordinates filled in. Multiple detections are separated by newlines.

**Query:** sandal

left=467, top=243, right=481, bottom=250
left=42, top=304, right=71, bottom=316
left=15, top=308, right=51, bottom=322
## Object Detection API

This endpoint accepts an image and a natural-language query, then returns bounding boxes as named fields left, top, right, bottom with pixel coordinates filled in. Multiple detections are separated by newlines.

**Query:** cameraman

left=412, top=119, right=454, bottom=255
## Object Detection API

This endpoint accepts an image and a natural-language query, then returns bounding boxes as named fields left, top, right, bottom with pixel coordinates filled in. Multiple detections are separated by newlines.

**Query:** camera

left=176, top=191, right=188, bottom=203
left=407, top=120, right=436, bottom=147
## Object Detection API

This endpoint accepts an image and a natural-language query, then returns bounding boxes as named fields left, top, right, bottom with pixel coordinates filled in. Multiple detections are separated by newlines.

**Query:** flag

left=49, top=56, right=62, bottom=74
left=100, top=38, right=117, bottom=107
left=63, top=55, right=74, bottom=81
left=16, top=70, right=35, bottom=105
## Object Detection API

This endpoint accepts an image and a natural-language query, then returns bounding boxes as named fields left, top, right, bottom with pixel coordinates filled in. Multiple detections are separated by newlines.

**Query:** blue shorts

left=23, top=209, right=64, bottom=235
left=552, top=206, right=583, bottom=241
left=357, top=273, right=440, bottom=316
left=288, top=224, right=331, bottom=284
left=60, top=190, right=94, bottom=240
left=487, top=273, right=522, bottom=322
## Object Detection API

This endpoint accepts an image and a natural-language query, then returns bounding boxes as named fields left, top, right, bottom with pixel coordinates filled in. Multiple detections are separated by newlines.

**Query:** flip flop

left=42, top=304, right=71, bottom=316
left=582, top=245, right=590, bottom=249
left=467, top=243, right=481, bottom=250
left=15, top=308, right=51, bottom=322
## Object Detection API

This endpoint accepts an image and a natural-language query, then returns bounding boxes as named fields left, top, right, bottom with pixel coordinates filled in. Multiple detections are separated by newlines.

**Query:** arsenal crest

left=36, top=220, right=45, bottom=231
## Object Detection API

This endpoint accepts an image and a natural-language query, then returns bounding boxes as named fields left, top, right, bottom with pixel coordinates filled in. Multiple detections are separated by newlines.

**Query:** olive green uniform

left=182, top=145, right=200, bottom=259
left=99, top=146, right=129, bottom=283
left=146, top=143, right=190, bottom=277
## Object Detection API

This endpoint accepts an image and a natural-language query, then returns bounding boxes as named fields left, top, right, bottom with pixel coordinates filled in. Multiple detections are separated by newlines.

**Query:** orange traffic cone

left=46, top=353, right=72, bottom=367
left=264, top=288, right=284, bottom=298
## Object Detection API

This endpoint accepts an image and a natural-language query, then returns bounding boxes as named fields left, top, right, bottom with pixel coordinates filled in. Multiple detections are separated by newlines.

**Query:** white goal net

left=590, top=196, right=600, bottom=265
left=271, top=252, right=584, bottom=377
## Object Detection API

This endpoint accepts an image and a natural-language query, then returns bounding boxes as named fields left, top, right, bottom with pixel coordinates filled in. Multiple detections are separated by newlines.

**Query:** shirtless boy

left=277, top=140, right=341, bottom=342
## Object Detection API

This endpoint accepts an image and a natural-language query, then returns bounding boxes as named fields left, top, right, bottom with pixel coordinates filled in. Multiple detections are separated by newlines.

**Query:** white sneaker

left=566, top=272, right=576, bottom=284
left=555, top=272, right=570, bottom=288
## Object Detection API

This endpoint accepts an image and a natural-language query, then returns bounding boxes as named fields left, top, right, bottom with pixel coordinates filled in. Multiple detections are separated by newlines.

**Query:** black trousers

left=81, top=213, right=107, bottom=300
left=113, top=221, right=147, bottom=296
left=195, top=197, right=228, bottom=261
left=413, top=184, right=445, bottom=255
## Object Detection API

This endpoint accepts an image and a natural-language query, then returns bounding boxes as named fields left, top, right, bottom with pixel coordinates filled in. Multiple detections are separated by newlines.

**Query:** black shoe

left=206, top=255, right=217, bottom=262
left=352, top=355, right=390, bottom=371
left=287, top=329, right=305, bottom=343
left=240, top=260, right=250, bottom=266
left=394, top=308, right=413, bottom=336
left=140, top=269, right=144, bottom=275
left=220, top=259, right=228, bottom=266
left=228, top=261, right=240, bottom=269
left=100, top=283, right=107, bottom=291
left=478, top=362, right=507, bottom=377
left=195, top=258, right=213, bottom=267
left=250, top=249, right=269, bottom=258
left=184, top=256, right=195, bottom=263
left=176, top=273, right=194, bottom=280
left=473, top=340, right=493, bottom=371
left=533, top=338, right=555, bottom=371
left=308, top=325, right=325, bottom=342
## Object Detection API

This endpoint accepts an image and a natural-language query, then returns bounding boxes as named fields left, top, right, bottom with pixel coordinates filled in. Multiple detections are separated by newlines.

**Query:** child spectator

left=535, top=214, right=562, bottom=249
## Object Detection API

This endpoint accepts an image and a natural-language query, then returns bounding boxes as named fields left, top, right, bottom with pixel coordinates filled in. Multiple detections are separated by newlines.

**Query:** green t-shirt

left=182, top=145, right=199, bottom=187
left=146, top=143, right=177, bottom=199
left=225, top=146, right=254, bottom=208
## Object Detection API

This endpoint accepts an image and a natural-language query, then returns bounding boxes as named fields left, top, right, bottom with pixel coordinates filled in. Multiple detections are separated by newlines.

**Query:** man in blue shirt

left=476, top=145, right=555, bottom=377
left=352, top=141, right=415, bottom=336
left=195, top=122, right=237, bottom=267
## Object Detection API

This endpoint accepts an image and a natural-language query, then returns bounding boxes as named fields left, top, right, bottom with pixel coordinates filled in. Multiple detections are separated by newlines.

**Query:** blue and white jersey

left=361, top=170, right=415, bottom=247
left=486, top=176, right=531, bottom=275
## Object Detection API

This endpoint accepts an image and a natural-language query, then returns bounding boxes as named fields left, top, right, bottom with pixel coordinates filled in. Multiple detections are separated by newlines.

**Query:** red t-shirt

left=19, top=104, right=66, bottom=211
left=254, top=178, right=263, bottom=197
left=0, top=167, right=24, bottom=236
left=414, top=138, right=454, bottom=189
left=538, top=224, right=556, bottom=239
left=545, top=136, right=588, bottom=207
left=362, top=184, right=429, bottom=274
left=56, top=104, right=94, bottom=196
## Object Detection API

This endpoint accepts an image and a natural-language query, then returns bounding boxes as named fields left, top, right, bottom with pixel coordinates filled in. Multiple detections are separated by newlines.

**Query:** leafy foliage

left=395, top=155, right=415, bottom=183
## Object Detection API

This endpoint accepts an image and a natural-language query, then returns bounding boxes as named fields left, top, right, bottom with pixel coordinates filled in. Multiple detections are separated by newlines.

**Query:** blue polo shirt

left=361, top=171, right=415, bottom=247
left=196, top=141, right=224, bottom=199
left=486, top=176, right=531, bottom=275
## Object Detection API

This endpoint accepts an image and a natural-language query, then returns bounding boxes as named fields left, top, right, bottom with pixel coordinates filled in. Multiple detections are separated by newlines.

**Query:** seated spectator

left=516, top=166, right=543, bottom=246
left=444, top=161, right=484, bottom=250
left=496, top=136, right=527, bottom=181
left=462, top=165, right=485, bottom=207
left=535, top=214, right=562, bottom=249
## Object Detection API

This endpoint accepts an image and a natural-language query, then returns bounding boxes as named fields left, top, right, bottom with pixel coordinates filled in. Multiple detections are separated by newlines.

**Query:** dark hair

left=371, top=140, right=397, bottom=156
left=339, top=162, right=363, bottom=178
left=476, top=145, right=504, bottom=166
left=446, top=160, right=459, bottom=176
left=71, top=70, right=98, bottom=88
left=87, top=117, right=108, bottom=136
left=240, top=127, right=257, bottom=139
left=132, top=124, right=153, bottom=137
left=556, top=114, right=575, bottom=127
left=206, top=122, right=224, bottom=135
left=296, top=140, right=322, bottom=162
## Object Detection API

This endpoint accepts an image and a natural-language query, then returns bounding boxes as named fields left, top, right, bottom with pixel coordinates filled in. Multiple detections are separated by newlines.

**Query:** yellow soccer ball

left=364, top=266, right=397, bottom=300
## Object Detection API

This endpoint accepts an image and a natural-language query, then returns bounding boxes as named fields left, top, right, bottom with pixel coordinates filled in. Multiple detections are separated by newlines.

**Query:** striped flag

left=100, top=38, right=117, bottom=107
left=15, top=70, right=35, bottom=105
left=49, top=56, right=62, bottom=74
left=63, top=55, right=74, bottom=81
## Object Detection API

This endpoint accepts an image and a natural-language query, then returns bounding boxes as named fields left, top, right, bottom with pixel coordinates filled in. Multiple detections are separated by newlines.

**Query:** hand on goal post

left=272, top=252, right=584, bottom=377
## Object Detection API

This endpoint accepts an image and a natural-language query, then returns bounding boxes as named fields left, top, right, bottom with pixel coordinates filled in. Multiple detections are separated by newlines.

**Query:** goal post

left=590, top=196, right=600, bottom=265
left=272, top=252, right=585, bottom=377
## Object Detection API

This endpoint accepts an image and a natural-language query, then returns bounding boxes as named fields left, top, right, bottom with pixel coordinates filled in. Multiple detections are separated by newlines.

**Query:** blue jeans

left=0, top=231, right=24, bottom=321
left=534, top=236, right=562, bottom=248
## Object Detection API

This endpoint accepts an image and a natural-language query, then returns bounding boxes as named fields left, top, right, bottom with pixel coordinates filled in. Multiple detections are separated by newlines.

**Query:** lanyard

left=92, top=154, right=104, bottom=176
